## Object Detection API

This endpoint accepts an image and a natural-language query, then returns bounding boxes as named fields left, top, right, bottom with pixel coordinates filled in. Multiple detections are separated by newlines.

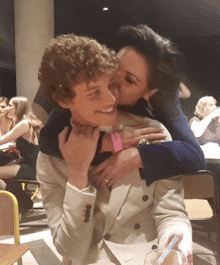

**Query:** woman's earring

left=146, top=98, right=154, bottom=117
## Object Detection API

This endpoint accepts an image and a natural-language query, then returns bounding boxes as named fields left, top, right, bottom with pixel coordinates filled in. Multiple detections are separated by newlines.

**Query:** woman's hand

left=90, top=148, right=142, bottom=188
left=59, top=125, right=100, bottom=189
left=101, top=126, right=166, bottom=153
left=210, top=107, right=220, bottom=119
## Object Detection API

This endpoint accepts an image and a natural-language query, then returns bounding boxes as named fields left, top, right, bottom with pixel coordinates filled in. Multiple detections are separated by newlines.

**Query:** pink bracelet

left=111, top=132, right=123, bottom=152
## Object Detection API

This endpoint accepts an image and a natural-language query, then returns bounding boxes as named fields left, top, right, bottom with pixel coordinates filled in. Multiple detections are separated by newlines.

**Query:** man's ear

left=52, top=93, right=70, bottom=109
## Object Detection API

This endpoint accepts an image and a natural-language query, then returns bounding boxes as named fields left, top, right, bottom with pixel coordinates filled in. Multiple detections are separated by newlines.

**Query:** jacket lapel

left=104, top=169, right=155, bottom=233
left=104, top=173, right=132, bottom=233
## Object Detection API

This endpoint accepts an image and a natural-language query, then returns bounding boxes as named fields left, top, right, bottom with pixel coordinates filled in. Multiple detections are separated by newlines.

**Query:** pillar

left=14, top=0, right=54, bottom=102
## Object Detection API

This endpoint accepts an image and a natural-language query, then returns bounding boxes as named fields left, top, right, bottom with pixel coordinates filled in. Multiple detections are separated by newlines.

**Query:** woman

left=189, top=96, right=220, bottom=159
left=88, top=24, right=206, bottom=186
left=0, top=96, right=43, bottom=190
left=39, top=24, right=206, bottom=188
left=0, top=96, right=13, bottom=136
left=189, top=96, right=220, bottom=143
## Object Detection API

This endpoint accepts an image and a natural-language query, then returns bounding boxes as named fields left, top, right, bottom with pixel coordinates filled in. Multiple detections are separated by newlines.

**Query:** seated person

left=189, top=95, right=220, bottom=160
left=37, top=34, right=193, bottom=265
left=0, top=96, right=13, bottom=136
left=39, top=25, right=206, bottom=186
left=189, top=96, right=220, bottom=145
left=0, top=96, right=42, bottom=190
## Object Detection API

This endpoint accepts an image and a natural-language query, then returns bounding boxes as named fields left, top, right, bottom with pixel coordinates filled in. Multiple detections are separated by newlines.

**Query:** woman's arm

left=0, top=120, right=29, bottom=145
left=91, top=90, right=206, bottom=187
left=39, top=90, right=206, bottom=186
left=135, top=89, right=206, bottom=185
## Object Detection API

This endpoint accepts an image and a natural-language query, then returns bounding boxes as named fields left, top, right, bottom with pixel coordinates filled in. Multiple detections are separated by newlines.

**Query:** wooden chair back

left=183, top=171, right=214, bottom=199
left=0, top=191, right=20, bottom=244
left=182, top=170, right=217, bottom=219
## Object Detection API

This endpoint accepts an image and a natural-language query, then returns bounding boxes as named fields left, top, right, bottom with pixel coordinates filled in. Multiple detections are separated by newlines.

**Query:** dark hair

left=116, top=25, right=183, bottom=91
left=0, top=97, right=9, bottom=105
left=38, top=34, right=119, bottom=104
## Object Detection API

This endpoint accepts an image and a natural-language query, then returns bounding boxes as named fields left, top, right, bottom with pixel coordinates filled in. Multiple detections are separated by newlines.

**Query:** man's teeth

left=101, top=107, right=113, bottom=113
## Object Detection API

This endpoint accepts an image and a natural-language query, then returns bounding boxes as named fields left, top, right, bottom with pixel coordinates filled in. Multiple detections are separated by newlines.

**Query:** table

left=0, top=243, right=30, bottom=265
left=193, top=253, right=219, bottom=265
left=0, top=143, right=16, bottom=152
left=201, top=143, right=220, bottom=160
left=0, top=143, right=19, bottom=166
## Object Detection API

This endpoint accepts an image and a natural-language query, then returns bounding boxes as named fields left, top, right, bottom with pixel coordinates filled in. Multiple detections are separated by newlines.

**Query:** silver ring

left=104, top=179, right=109, bottom=183
left=139, top=139, right=150, bottom=145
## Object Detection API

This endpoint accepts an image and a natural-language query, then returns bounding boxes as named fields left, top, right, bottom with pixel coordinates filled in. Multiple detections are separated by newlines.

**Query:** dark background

left=1, top=0, right=220, bottom=119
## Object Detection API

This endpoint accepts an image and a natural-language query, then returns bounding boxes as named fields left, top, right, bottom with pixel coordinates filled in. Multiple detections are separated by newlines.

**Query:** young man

left=37, top=34, right=192, bottom=265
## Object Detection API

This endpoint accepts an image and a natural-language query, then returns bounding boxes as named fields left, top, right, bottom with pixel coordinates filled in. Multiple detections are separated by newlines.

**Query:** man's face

left=61, top=74, right=118, bottom=127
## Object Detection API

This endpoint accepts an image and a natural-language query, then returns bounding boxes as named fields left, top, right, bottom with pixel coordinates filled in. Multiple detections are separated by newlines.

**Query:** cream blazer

left=37, top=113, right=192, bottom=265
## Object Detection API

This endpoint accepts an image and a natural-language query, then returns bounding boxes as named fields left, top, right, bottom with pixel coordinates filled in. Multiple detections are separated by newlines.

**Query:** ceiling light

left=102, top=7, right=109, bottom=11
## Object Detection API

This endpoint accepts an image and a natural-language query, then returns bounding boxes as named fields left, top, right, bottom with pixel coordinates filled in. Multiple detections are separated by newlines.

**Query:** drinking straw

left=155, top=235, right=179, bottom=265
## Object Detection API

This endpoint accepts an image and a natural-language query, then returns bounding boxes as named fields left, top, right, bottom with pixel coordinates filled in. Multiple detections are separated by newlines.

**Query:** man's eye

left=125, top=76, right=134, bottom=85
left=88, top=90, right=100, bottom=97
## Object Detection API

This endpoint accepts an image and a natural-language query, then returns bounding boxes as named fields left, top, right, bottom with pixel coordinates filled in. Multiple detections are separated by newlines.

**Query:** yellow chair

left=15, top=179, right=40, bottom=200
left=0, top=191, right=30, bottom=265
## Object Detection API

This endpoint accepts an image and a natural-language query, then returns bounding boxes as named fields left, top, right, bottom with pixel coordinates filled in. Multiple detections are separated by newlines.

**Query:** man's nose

left=102, top=87, right=117, bottom=105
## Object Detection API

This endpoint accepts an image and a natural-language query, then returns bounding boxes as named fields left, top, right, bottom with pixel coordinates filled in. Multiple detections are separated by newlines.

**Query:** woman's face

left=203, top=99, right=217, bottom=117
left=0, top=101, right=8, bottom=116
left=117, top=48, right=151, bottom=106
left=6, top=101, right=16, bottom=119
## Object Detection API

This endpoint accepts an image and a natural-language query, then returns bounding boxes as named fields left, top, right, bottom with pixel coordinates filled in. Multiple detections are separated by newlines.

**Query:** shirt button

left=142, top=195, right=149, bottom=202
left=85, top=212, right=90, bottom=218
left=104, top=233, right=111, bottom=240
left=85, top=208, right=90, bottom=213
left=152, top=244, right=158, bottom=250
left=134, top=223, right=140, bottom=230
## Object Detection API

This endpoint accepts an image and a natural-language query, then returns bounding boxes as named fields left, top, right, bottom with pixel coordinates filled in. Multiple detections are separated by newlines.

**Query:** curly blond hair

left=194, top=96, right=217, bottom=119
left=38, top=34, right=119, bottom=103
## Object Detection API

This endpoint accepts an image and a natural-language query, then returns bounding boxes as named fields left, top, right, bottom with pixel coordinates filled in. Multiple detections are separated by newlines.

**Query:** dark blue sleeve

left=134, top=90, right=206, bottom=185
left=39, top=110, right=72, bottom=158
left=39, top=109, right=112, bottom=164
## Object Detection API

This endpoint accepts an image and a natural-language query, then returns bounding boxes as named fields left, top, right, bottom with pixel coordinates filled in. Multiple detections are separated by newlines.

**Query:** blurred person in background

left=189, top=96, right=220, bottom=145
left=189, top=96, right=220, bottom=159
left=0, top=96, right=43, bottom=214
left=0, top=96, right=13, bottom=136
